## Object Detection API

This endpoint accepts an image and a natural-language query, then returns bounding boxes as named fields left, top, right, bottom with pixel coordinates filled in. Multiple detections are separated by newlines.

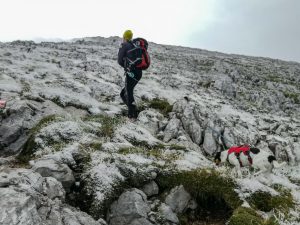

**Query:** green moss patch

left=283, top=91, right=300, bottom=104
left=83, top=114, right=124, bottom=139
left=267, top=75, right=282, bottom=83
left=228, top=207, right=278, bottom=225
left=17, top=115, right=61, bottom=163
left=157, top=169, right=242, bottom=224
left=148, top=98, right=173, bottom=116
left=80, top=142, right=102, bottom=152
left=247, top=189, right=294, bottom=213
left=129, top=139, right=165, bottom=150
left=158, top=169, right=242, bottom=210
left=168, top=144, right=187, bottom=151
left=139, top=98, right=173, bottom=116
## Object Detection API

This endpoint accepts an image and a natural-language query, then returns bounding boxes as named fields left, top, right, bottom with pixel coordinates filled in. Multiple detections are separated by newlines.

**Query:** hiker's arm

left=118, top=44, right=127, bottom=67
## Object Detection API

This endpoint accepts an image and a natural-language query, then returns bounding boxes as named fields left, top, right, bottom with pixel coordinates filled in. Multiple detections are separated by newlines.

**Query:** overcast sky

left=1, top=0, right=299, bottom=62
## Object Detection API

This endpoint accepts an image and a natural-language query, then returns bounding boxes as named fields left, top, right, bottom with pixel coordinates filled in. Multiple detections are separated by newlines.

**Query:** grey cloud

left=187, top=0, right=300, bottom=62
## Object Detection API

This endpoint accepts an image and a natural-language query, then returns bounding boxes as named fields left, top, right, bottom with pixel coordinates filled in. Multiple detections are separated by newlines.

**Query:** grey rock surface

left=32, top=158, right=75, bottom=191
left=165, top=185, right=192, bottom=214
left=158, top=203, right=179, bottom=224
left=108, top=188, right=152, bottom=225
left=142, top=181, right=159, bottom=197
left=0, top=168, right=101, bottom=225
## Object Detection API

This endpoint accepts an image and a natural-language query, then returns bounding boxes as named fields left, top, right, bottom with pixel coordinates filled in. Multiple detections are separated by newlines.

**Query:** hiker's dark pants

left=120, top=69, right=142, bottom=118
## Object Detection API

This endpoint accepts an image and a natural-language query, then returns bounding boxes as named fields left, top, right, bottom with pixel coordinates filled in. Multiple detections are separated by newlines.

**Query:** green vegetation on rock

left=17, top=115, right=61, bottom=163
left=157, top=169, right=242, bottom=210
left=84, top=114, right=124, bottom=139
left=267, top=75, right=282, bottom=83
left=168, top=144, right=187, bottom=151
left=139, top=98, right=173, bottom=116
left=148, top=98, right=173, bottom=116
left=228, top=207, right=279, bottom=225
left=247, top=189, right=294, bottom=214
left=283, top=91, right=300, bottom=104
left=119, top=145, right=181, bottom=164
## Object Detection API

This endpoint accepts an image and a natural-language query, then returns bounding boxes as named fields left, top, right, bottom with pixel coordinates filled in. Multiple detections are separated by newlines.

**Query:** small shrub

left=157, top=169, right=242, bottom=210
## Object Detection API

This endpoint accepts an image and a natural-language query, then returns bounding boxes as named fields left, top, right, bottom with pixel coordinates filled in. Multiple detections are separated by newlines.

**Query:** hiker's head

left=123, top=30, right=133, bottom=42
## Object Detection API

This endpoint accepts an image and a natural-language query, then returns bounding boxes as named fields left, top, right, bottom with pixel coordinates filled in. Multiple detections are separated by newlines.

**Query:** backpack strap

left=125, top=41, right=142, bottom=70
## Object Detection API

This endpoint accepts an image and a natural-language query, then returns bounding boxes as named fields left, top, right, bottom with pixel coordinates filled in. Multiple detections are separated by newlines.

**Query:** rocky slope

left=0, top=37, right=300, bottom=225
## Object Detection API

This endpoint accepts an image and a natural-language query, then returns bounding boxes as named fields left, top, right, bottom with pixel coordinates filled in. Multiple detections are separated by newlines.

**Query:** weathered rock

left=115, top=122, right=162, bottom=148
left=165, top=185, right=192, bottom=214
left=32, top=158, right=75, bottom=191
left=163, top=116, right=181, bottom=142
left=142, top=181, right=159, bottom=197
left=0, top=188, right=42, bottom=225
left=158, top=203, right=179, bottom=224
left=293, top=142, right=300, bottom=163
left=137, top=109, right=164, bottom=135
left=181, top=104, right=203, bottom=146
left=60, top=207, right=103, bottom=225
left=108, top=188, right=152, bottom=225
left=203, top=128, right=218, bottom=155
left=0, top=168, right=101, bottom=225
left=214, top=75, right=236, bottom=98
left=0, top=168, right=65, bottom=200
left=0, top=101, right=32, bottom=155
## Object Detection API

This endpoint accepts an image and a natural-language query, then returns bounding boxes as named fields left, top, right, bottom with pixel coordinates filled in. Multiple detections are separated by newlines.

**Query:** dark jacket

left=118, top=41, right=133, bottom=68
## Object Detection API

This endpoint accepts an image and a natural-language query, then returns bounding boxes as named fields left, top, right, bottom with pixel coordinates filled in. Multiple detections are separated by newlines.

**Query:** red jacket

left=228, top=145, right=250, bottom=155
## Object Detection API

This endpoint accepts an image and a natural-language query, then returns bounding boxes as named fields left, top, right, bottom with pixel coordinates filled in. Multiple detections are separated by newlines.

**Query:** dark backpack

left=126, top=38, right=150, bottom=70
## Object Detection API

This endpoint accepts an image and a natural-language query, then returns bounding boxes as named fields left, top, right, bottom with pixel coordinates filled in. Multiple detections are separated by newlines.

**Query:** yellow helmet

left=123, top=30, right=133, bottom=41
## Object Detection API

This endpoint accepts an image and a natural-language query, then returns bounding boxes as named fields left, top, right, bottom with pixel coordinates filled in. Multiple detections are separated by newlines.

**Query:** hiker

left=0, top=100, right=6, bottom=109
left=118, top=30, right=150, bottom=119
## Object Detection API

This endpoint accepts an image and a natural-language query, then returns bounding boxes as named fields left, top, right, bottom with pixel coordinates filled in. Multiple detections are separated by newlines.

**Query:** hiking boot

left=126, top=117, right=137, bottom=122
left=128, top=104, right=137, bottom=119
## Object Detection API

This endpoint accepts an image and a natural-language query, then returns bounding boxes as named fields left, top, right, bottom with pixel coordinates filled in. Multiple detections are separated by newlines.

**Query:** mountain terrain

left=0, top=36, right=300, bottom=225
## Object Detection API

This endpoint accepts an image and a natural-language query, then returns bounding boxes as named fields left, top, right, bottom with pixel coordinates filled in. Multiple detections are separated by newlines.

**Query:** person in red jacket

left=0, top=100, right=6, bottom=109
left=118, top=30, right=142, bottom=119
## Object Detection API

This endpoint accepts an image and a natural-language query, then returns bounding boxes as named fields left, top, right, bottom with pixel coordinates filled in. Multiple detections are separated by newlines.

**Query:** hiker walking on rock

left=118, top=30, right=150, bottom=119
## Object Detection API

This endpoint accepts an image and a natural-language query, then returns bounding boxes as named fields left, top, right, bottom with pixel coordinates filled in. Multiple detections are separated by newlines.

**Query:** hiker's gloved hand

left=127, top=71, right=135, bottom=78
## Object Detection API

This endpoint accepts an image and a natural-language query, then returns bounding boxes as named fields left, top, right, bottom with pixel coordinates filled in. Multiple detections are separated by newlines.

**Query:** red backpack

left=126, top=38, right=150, bottom=70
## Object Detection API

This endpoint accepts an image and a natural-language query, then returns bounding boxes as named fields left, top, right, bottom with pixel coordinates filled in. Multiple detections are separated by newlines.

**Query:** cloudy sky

left=1, top=0, right=299, bottom=62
